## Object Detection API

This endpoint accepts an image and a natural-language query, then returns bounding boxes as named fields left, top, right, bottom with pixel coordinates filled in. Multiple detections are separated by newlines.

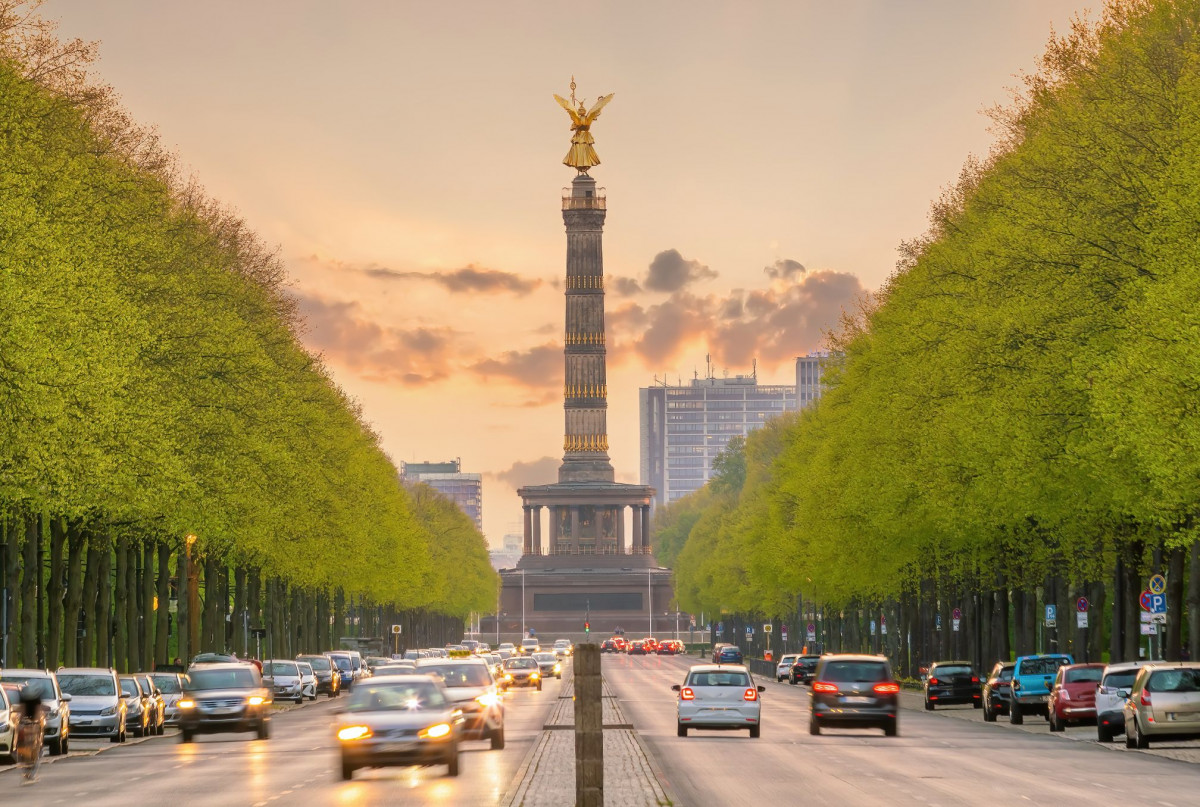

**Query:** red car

left=1048, top=663, right=1106, bottom=731
left=657, top=640, right=682, bottom=655
left=613, top=637, right=627, bottom=652
left=642, top=637, right=659, bottom=653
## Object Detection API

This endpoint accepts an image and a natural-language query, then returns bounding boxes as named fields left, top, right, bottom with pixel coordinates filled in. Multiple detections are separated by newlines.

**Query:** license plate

left=1038, top=695, right=1049, bottom=702
left=74, top=719, right=93, bottom=725
left=843, top=696, right=872, bottom=704
left=380, top=742, right=415, bottom=753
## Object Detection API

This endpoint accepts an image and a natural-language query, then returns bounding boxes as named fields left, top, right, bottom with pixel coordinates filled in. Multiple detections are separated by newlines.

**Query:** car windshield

left=533, top=653, right=557, bottom=662
left=821, top=662, right=889, bottom=683
left=332, top=657, right=352, bottom=671
left=151, top=675, right=181, bottom=693
left=58, top=674, right=116, bottom=696
left=265, top=661, right=298, bottom=676
left=998, top=667, right=1014, bottom=682
left=374, top=665, right=415, bottom=676
left=419, top=664, right=492, bottom=686
left=297, top=663, right=313, bottom=675
left=1065, top=667, right=1102, bottom=684
left=0, top=676, right=54, bottom=698
left=187, top=668, right=257, bottom=690
left=1019, top=657, right=1069, bottom=676
left=346, top=681, right=446, bottom=712
left=300, top=656, right=331, bottom=671
left=689, top=671, right=750, bottom=687
left=932, top=665, right=972, bottom=677
left=505, top=658, right=537, bottom=669
left=1147, top=669, right=1200, bottom=693
left=120, top=679, right=141, bottom=697
left=1103, top=670, right=1139, bottom=689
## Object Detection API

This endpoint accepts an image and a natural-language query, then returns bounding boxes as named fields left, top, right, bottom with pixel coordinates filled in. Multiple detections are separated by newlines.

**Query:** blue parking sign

left=1149, top=594, right=1167, bottom=614
left=1045, top=604, right=1057, bottom=622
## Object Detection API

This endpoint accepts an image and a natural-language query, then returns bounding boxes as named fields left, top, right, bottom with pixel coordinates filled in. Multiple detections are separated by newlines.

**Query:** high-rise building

left=796, top=350, right=829, bottom=408
left=401, top=459, right=483, bottom=533
left=640, top=373, right=798, bottom=509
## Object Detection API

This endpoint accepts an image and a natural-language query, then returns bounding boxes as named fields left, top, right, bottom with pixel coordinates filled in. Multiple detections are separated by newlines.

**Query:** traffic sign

left=806, top=623, right=816, bottom=640
left=1045, top=604, right=1057, bottom=622
left=781, top=629, right=789, bottom=642
left=1151, top=613, right=1167, bottom=624
left=935, top=613, right=942, bottom=631
left=1140, top=590, right=1153, bottom=611
left=870, top=620, right=876, bottom=636
left=1149, top=574, right=1167, bottom=595
left=717, top=621, right=724, bottom=633
left=952, top=618, right=961, bottom=632
left=1076, top=612, right=1088, bottom=629
left=1149, top=593, right=1167, bottom=615
left=1140, top=623, right=1158, bottom=635
left=391, top=624, right=402, bottom=635
left=763, top=623, right=773, bottom=634
left=1140, top=611, right=1154, bottom=624
left=1076, top=597, right=1089, bottom=612
left=952, top=607, right=962, bottom=621
left=746, top=625, right=754, bottom=637
left=880, top=615, right=888, bottom=636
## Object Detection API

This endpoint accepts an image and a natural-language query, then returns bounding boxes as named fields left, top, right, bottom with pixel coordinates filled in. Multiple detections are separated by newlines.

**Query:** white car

left=672, top=664, right=764, bottom=738
left=1095, top=660, right=1150, bottom=742
left=296, top=661, right=319, bottom=701
left=775, top=654, right=801, bottom=682
left=263, top=659, right=304, bottom=704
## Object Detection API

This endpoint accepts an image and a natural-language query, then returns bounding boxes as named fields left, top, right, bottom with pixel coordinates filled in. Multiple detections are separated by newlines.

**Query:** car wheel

left=1131, top=716, right=1149, bottom=749
left=983, top=702, right=996, bottom=722
left=536, top=682, right=542, bottom=691
left=295, top=696, right=303, bottom=705
left=491, top=724, right=506, bottom=750
left=677, top=722, right=688, bottom=737
left=884, top=719, right=898, bottom=737
left=924, top=698, right=934, bottom=711
left=257, top=719, right=270, bottom=740
left=341, top=761, right=355, bottom=781
left=180, top=729, right=194, bottom=744
left=446, top=745, right=460, bottom=777
left=1097, top=725, right=1113, bottom=743
left=789, top=676, right=797, bottom=686
left=1049, top=712, right=1064, bottom=732
left=1010, top=704, right=1024, bottom=725
left=49, top=736, right=63, bottom=756
left=749, top=723, right=760, bottom=739
left=809, top=717, right=821, bottom=735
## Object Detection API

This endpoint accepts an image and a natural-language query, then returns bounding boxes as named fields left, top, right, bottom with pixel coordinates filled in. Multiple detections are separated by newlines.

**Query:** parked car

left=982, top=661, right=1015, bottom=722
left=1095, top=661, right=1150, bottom=742
left=1123, top=662, right=1200, bottom=749
left=499, top=657, right=542, bottom=690
left=1009, top=654, right=1073, bottom=725
left=134, top=674, right=167, bottom=735
left=776, top=654, right=802, bottom=682
left=809, top=654, right=899, bottom=737
left=714, top=645, right=744, bottom=665
left=1048, top=663, right=1105, bottom=732
left=335, top=674, right=460, bottom=780
left=297, top=654, right=340, bottom=697
left=789, top=654, right=821, bottom=685
left=178, top=662, right=270, bottom=742
left=0, top=684, right=19, bottom=763
left=923, top=661, right=981, bottom=710
left=415, top=658, right=505, bottom=749
left=262, top=659, right=304, bottom=704
left=119, top=675, right=153, bottom=737
left=296, top=661, right=319, bottom=701
left=673, top=664, right=764, bottom=738
left=150, top=672, right=189, bottom=725
left=325, top=652, right=356, bottom=692
left=58, top=667, right=126, bottom=743
left=532, top=652, right=562, bottom=679
left=0, top=669, right=71, bottom=755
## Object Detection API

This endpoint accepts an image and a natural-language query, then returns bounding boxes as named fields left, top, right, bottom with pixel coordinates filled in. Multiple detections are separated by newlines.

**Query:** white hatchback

left=775, top=654, right=801, bottom=681
left=672, top=664, right=764, bottom=738
left=1095, top=660, right=1150, bottom=742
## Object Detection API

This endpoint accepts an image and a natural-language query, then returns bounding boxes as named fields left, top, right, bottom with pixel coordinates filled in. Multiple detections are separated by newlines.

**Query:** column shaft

left=632, top=506, right=642, bottom=552
left=641, top=506, right=651, bottom=554
left=523, top=506, right=532, bottom=555
left=616, top=506, right=626, bottom=554
left=532, top=507, right=542, bottom=555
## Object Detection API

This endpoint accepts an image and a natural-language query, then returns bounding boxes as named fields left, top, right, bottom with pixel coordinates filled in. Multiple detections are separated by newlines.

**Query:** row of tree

left=0, top=2, right=497, bottom=671
left=654, top=0, right=1200, bottom=676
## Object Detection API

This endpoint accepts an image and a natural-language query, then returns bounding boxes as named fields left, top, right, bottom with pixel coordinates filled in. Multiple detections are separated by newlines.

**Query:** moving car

left=134, top=673, right=167, bottom=735
left=150, top=672, right=189, bottom=725
left=776, top=654, right=801, bottom=682
left=657, top=640, right=683, bottom=655
left=499, top=657, right=542, bottom=690
left=923, top=661, right=981, bottom=710
left=809, top=654, right=899, bottom=737
left=788, top=655, right=821, bottom=685
left=982, top=661, right=1015, bottom=722
left=0, top=669, right=71, bottom=755
left=416, top=658, right=505, bottom=749
left=628, top=640, right=647, bottom=656
left=1123, top=662, right=1200, bottom=749
left=335, top=674, right=460, bottom=779
left=601, top=639, right=617, bottom=653
left=178, top=662, right=271, bottom=742
left=58, top=667, right=126, bottom=743
left=553, top=639, right=573, bottom=657
left=1048, top=663, right=1105, bottom=731
left=262, top=659, right=305, bottom=704
left=1095, top=661, right=1149, bottom=741
left=519, top=638, right=540, bottom=655
left=714, top=645, right=744, bottom=665
left=1009, top=654, right=1073, bottom=725
left=325, top=652, right=356, bottom=692
left=532, top=652, right=562, bottom=679
left=297, top=654, right=340, bottom=697
left=673, top=664, right=764, bottom=738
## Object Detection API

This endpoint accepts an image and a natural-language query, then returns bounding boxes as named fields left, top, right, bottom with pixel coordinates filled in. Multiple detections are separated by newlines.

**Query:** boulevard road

left=0, top=679, right=560, bottom=806
left=606, top=653, right=1200, bottom=807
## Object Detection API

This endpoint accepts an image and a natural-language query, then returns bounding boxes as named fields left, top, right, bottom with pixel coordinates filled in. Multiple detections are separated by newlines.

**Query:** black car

left=178, top=662, right=271, bottom=742
left=809, top=654, right=899, bottom=737
left=601, top=639, right=617, bottom=653
left=923, top=661, right=981, bottom=710
left=789, top=654, right=821, bottom=685
left=297, top=654, right=340, bottom=697
left=982, top=661, right=1015, bottom=722
left=714, top=645, right=743, bottom=665
left=629, top=641, right=647, bottom=655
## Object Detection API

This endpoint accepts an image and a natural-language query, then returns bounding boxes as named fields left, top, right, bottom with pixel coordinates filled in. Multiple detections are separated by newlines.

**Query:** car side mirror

left=61, top=694, right=72, bottom=702
left=670, top=684, right=681, bottom=692
left=757, top=685, right=766, bottom=693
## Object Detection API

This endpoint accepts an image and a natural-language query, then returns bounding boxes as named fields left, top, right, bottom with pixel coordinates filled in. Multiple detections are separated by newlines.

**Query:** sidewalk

left=502, top=674, right=676, bottom=807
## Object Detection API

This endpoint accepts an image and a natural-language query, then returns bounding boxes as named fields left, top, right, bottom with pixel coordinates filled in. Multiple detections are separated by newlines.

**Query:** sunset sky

left=53, top=0, right=1101, bottom=545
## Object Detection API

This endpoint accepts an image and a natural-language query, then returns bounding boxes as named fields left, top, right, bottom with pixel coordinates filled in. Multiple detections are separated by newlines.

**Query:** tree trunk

left=142, top=541, right=156, bottom=670
left=64, top=523, right=85, bottom=668
left=2, top=516, right=18, bottom=668
left=232, top=565, right=247, bottom=658
left=97, top=545, right=113, bottom=668
left=114, top=537, right=129, bottom=672
left=1122, top=542, right=1143, bottom=662
left=81, top=541, right=101, bottom=667
left=127, top=540, right=141, bottom=672
left=1186, top=540, right=1200, bottom=662
left=20, top=513, right=39, bottom=668
left=333, top=588, right=345, bottom=648
left=1166, top=546, right=1185, bottom=661
left=155, top=541, right=170, bottom=667
left=47, top=517, right=65, bottom=669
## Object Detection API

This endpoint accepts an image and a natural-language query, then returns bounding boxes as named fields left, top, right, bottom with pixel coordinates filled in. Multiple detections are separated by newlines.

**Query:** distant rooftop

left=402, top=459, right=460, bottom=476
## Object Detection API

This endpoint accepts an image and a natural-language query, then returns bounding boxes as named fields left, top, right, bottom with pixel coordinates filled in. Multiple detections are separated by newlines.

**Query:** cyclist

left=17, top=683, right=45, bottom=782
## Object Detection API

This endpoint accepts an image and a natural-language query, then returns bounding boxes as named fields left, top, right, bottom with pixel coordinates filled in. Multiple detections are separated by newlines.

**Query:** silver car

left=335, top=674, right=461, bottom=780
left=150, top=672, right=189, bottom=725
left=119, top=675, right=152, bottom=737
left=672, top=664, right=764, bottom=738
left=0, top=685, right=19, bottom=763
left=416, top=658, right=505, bottom=749
left=1124, top=662, right=1200, bottom=748
left=58, top=668, right=126, bottom=743
left=263, top=660, right=304, bottom=704
left=0, top=669, right=72, bottom=755
left=1095, top=660, right=1150, bottom=742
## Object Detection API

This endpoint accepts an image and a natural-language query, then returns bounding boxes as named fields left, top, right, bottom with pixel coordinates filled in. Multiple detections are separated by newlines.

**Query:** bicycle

left=16, top=715, right=44, bottom=783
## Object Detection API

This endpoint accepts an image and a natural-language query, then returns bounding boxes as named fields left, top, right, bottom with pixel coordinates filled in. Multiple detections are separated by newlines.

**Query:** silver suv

left=57, top=668, right=126, bottom=743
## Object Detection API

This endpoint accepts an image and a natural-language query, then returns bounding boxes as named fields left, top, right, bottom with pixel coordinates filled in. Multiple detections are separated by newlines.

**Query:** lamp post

left=648, top=568, right=653, bottom=638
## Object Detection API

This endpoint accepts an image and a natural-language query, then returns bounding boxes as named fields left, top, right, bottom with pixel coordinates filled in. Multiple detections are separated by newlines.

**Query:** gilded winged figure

left=554, top=91, right=614, bottom=172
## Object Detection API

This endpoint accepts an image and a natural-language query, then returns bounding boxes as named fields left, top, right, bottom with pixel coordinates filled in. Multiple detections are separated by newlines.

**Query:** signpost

left=1076, top=611, right=1088, bottom=629
left=1044, top=604, right=1057, bottom=628
left=781, top=626, right=789, bottom=643
left=880, top=615, right=887, bottom=636
left=1149, top=574, right=1167, bottom=596
left=806, top=623, right=816, bottom=641
left=391, top=623, right=402, bottom=655
left=951, top=607, right=961, bottom=632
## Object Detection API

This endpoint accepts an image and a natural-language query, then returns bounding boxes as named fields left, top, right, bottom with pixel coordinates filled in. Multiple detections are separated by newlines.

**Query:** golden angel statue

left=554, top=79, right=614, bottom=172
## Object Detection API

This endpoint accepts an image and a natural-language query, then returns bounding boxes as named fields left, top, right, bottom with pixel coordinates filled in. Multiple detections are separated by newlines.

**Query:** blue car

left=1009, top=653, right=1073, bottom=725
left=713, top=645, right=744, bottom=665
left=325, top=652, right=355, bottom=691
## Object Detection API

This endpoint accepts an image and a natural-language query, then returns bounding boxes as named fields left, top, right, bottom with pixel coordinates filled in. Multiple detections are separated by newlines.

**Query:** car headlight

left=178, top=699, right=196, bottom=709
left=503, top=674, right=512, bottom=681
left=531, top=673, right=539, bottom=679
left=337, top=725, right=372, bottom=741
left=420, top=722, right=451, bottom=739
left=100, top=705, right=118, bottom=716
left=476, top=692, right=502, bottom=708
left=554, top=664, right=561, bottom=673
left=247, top=696, right=265, bottom=706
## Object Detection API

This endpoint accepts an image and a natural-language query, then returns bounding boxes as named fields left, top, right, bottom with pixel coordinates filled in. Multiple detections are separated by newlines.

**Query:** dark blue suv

left=714, top=645, right=743, bottom=664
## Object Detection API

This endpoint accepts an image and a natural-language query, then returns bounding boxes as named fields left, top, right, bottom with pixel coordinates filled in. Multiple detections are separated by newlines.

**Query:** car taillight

left=928, top=678, right=939, bottom=685
left=971, top=677, right=979, bottom=684
left=873, top=683, right=901, bottom=694
left=744, top=688, right=758, bottom=701
left=680, top=687, right=695, bottom=701
left=812, top=681, right=839, bottom=694
left=1140, top=690, right=1151, bottom=707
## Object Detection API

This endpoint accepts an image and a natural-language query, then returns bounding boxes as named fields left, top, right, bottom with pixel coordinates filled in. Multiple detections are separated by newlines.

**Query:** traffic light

left=584, top=621, right=590, bottom=633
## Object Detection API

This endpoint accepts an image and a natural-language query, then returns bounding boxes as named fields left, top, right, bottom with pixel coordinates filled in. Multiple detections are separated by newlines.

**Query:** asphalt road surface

left=0, top=679, right=561, bottom=806
left=605, top=653, right=1200, bottom=807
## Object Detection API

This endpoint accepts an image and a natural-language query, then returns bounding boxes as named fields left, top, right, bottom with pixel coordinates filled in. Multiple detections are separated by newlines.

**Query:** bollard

left=574, top=642, right=603, bottom=806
